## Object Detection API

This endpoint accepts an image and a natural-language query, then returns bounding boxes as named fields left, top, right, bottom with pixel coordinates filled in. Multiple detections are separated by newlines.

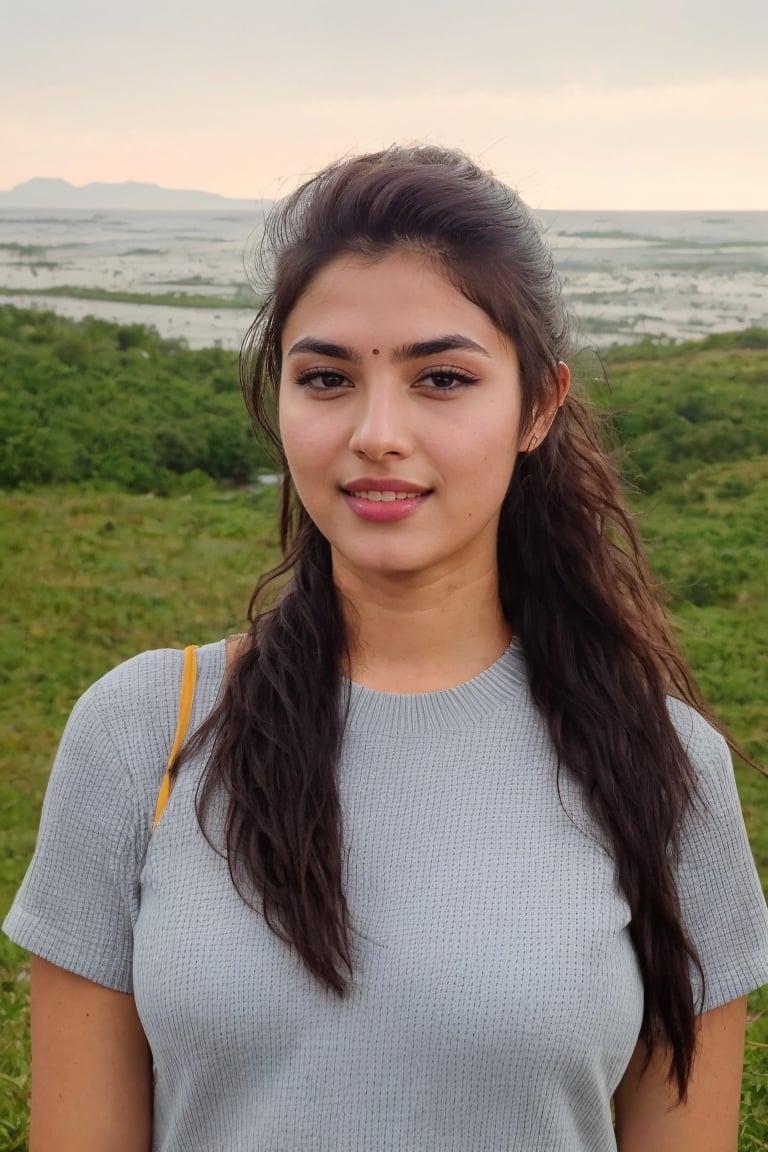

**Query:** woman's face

left=278, top=249, right=547, bottom=588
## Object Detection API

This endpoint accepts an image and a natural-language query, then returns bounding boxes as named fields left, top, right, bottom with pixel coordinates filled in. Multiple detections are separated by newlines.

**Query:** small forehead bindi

left=372, top=348, right=380, bottom=355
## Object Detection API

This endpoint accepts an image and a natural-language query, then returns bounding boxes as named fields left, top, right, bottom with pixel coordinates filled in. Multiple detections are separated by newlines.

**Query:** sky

left=2, top=0, right=767, bottom=210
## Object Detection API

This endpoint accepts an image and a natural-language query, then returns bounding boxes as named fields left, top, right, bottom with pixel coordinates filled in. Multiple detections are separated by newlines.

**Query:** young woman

left=5, top=146, right=768, bottom=1152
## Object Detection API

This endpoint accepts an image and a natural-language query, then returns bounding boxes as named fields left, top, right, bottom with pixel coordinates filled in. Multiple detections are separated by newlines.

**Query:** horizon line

left=1, top=177, right=766, bottom=215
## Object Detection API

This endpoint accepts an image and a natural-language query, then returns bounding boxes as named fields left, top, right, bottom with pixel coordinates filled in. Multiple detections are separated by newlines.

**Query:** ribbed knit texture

left=5, top=640, right=768, bottom=1151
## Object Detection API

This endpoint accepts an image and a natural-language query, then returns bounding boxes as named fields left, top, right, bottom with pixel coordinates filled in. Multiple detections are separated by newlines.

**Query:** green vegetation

left=0, top=285, right=260, bottom=309
left=1, top=309, right=767, bottom=1147
left=0, top=305, right=273, bottom=492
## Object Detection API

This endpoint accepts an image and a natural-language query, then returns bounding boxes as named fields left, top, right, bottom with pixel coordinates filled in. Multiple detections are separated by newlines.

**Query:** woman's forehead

left=282, top=250, right=513, bottom=360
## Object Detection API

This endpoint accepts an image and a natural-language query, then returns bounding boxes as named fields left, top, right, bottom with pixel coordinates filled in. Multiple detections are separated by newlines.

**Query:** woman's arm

left=30, top=955, right=152, bottom=1152
left=614, top=997, right=747, bottom=1152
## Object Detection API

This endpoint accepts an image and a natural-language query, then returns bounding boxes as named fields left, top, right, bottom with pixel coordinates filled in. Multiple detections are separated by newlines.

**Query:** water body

left=1, top=207, right=766, bottom=350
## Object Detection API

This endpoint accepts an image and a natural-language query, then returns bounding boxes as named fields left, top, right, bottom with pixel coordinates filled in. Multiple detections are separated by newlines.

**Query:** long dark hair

left=191, top=146, right=718, bottom=1097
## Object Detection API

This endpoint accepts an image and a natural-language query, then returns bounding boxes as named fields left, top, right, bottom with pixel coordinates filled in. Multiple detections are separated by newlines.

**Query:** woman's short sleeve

left=670, top=699, right=768, bottom=1012
left=2, top=650, right=182, bottom=992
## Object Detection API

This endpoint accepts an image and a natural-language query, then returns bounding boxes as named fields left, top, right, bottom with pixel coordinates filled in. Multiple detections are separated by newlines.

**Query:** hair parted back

left=190, top=145, right=718, bottom=1098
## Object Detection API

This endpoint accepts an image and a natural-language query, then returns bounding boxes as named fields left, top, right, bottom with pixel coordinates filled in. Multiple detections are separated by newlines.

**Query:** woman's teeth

left=353, top=491, right=423, bottom=502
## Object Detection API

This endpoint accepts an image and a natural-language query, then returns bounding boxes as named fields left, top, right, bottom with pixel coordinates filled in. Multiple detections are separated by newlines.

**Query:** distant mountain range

left=0, top=178, right=263, bottom=211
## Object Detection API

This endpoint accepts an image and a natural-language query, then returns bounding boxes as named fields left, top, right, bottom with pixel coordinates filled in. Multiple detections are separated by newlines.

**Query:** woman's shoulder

left=50, top=640, right=228, bottom=815
left=83, top=645, right=188, bottom=719
left=665, top=695, right=743, bottom=815
left=87, top=638, right=228, bottom=699
left=77, top=639, right=227, bottom=752
left=666, top=696, right=729, bottom=770
left=2, top=641, right=226, bottom=988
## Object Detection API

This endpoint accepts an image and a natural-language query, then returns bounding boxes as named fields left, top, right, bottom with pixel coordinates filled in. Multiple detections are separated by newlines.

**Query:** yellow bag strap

left=152, top=644, right=198, bottom=831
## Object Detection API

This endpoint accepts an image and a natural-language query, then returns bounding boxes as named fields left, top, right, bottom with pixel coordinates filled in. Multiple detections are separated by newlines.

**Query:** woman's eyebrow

left=286, top=337, right=361, bottom=362
left=286, top=334, right=490, bottom=362
left=392, top=335, right=491, bottom=361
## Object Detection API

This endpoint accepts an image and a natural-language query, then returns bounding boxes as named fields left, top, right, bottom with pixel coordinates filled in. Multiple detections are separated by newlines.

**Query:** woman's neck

left=336, top=563, right=512, bottom=693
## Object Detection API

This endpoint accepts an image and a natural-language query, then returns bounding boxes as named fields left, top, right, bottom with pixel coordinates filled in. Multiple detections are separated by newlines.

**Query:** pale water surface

left=1, top=207, right=766, bottom=350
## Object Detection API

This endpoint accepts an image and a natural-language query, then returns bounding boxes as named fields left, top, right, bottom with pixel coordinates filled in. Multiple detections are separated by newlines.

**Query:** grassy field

left=1, top=330, right=767, bottom=1147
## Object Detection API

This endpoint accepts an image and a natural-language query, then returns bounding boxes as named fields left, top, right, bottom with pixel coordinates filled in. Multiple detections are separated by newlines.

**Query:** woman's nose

left=347, top=386, right=413, bottom=461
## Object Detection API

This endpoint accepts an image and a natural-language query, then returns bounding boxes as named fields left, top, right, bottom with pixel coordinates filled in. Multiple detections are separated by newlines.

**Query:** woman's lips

left=342, top=486, right=431, bottom=522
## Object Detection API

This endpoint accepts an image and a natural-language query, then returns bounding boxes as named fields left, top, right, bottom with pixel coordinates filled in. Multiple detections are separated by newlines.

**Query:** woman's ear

left=555, top=359, right=571, bottom=406
left=520, top=361, right=571, bottom=452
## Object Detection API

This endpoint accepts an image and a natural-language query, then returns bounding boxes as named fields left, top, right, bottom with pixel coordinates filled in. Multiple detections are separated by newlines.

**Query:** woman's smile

left=340, top=476, right=432, bottom=521
left=342, top=489, right=432, bottom=522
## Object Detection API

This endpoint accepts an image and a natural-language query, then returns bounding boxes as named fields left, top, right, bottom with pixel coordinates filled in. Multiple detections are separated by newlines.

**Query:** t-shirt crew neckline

left=343, top=639, right=528, bottom=733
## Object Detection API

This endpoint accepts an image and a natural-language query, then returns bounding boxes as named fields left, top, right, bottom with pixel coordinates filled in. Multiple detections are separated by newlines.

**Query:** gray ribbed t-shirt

left=5, top=640, right=768, bottom=1151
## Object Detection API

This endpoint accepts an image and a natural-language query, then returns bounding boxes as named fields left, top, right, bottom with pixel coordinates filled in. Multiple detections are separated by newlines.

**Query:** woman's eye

left=418, top=369, right=478, bottom=393
left=295, top=369, right=349, bottom=390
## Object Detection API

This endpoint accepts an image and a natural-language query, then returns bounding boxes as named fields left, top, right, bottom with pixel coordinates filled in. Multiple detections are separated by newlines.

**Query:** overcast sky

left=2, top=0, right=767, bottom=209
